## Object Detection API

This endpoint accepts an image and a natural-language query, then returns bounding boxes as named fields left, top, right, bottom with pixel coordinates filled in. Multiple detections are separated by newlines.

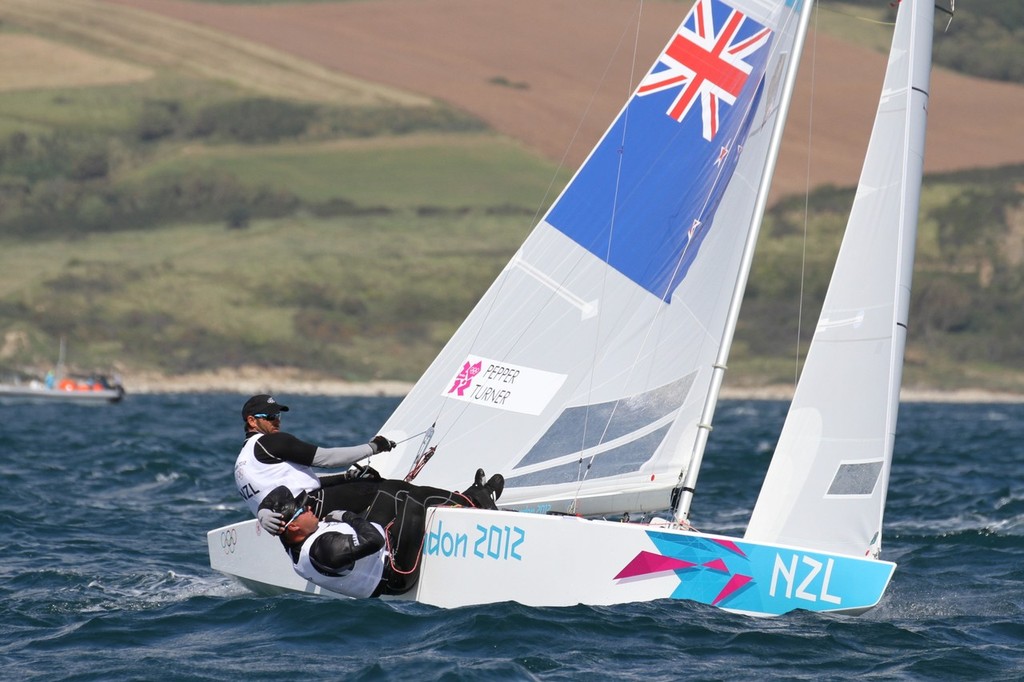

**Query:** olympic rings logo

left=220, top=529, right=237, bottom=554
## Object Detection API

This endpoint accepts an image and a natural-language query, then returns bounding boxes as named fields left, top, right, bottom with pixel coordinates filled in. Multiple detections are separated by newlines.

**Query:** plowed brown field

left=108, top=0, right=1024, bottom=201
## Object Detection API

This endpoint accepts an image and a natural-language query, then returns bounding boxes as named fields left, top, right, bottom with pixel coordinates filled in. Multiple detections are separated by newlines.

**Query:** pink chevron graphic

left=615, top=551, right=697, bottom=580
left=712, top=573, right=753, bottom=605
left=711, top=538, right=748, bottom=557
left=703, top=558, right=729, bottom=573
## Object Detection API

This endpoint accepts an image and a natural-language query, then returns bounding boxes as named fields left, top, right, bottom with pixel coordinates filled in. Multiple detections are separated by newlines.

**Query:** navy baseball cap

left=242, top=394, right=290, bottom=419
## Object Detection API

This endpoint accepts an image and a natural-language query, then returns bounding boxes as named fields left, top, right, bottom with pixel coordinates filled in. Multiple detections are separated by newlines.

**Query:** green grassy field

left=135, top=135, right=567, bottom=209
left=0, top=0, right=1022, bottom=396
left=0, top=208, right=537, bottom=380
left=0, top=0, right=558, bottom=379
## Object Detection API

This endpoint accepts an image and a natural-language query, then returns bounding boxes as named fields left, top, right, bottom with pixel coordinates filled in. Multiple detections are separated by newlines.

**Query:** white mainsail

left=374, top=0, right=812, bottom=517
left=745, top=0, right=934, bottom=557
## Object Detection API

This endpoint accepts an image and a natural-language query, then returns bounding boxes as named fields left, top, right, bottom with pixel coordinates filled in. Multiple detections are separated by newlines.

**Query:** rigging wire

left=795, top=2, right=822, bottom=386
left=569, top=0, right=648, bottom=514
left=818, top=1, right=896, bottom=27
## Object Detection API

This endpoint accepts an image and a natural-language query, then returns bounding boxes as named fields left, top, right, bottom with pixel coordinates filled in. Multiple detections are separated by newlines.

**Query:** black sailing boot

left=485, top=473, right=504, bottom=502
left=462, top=468, right=500, bottom=510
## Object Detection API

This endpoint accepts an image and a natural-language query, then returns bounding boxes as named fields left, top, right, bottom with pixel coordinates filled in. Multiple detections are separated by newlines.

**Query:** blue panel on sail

left=546, top=0, right=773, bottom=301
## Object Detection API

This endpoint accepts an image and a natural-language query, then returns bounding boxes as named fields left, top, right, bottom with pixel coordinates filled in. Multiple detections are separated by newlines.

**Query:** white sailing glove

left=257, top=508, right=285, bottom=535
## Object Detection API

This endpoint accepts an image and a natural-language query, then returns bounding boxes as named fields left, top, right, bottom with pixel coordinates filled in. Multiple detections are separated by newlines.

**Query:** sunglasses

left=253, top=413, right=281, bottom=421
left=286, top=506, right=306, bottom=525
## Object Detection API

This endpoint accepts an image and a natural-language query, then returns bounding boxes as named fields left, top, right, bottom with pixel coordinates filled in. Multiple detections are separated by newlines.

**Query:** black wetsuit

left=244, top=430, right=385, bottom=515
left=246, top=430, right=483, bottom=520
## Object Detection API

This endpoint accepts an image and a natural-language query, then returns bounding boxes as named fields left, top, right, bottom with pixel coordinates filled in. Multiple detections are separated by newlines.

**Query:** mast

left=56, top=335, right=67, bottom=382
left=672, top=0, right=816, bottom=524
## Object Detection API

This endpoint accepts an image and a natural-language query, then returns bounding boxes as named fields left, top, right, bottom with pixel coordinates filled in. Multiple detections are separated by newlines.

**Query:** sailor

left=261, top=485, right=390, bottom=598
left=235, top=394, right=505, bottom=537
left=234, top=394, right=398, bottom=534
left=260, top=472, right=505, bottom=596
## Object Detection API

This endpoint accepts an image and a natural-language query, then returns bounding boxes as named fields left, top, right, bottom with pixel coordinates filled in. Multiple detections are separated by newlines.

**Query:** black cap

left=259, top=485, right=298, bottom=520
left=242, top=394, right=290, bottom=419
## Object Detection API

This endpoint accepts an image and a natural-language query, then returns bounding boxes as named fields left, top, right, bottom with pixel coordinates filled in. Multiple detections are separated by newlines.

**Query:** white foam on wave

left=73, top=569, right=252, bottom=614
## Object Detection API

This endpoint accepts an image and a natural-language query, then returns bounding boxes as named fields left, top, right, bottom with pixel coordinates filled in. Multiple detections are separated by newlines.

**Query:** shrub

left=189, top=98, right=317, bottom=143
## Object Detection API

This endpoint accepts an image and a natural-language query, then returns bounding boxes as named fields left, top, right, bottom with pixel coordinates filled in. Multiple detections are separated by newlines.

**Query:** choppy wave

left=1, top=395, right=1022, bottom=680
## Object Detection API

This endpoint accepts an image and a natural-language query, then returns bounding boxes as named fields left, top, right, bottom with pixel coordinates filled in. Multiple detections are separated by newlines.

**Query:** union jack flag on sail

left=546, top=0, right=775, bottom=301
left=638, top=0, right=771, bottom=140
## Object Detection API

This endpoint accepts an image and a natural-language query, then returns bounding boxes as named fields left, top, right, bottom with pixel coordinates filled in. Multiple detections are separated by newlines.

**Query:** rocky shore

left=122, top=366, right=1024, bottom=403
left=125, top=367, right=413, bottom=397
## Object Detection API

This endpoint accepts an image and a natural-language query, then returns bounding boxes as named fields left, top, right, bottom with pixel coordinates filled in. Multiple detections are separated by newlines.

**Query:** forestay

left=373, top=0, right=810, bottom=517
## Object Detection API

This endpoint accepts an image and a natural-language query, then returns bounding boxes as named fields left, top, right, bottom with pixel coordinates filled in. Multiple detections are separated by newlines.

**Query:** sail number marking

left=425, top=519, right=525, bottom=561
left=770, top=554, right=842, bottom=605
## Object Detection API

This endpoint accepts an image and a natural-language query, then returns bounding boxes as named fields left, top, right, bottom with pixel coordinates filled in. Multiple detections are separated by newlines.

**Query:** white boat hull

left=209, top=507, right=894, bottom=615
left=208, top=518, right=339, bottom=598
left=0, top=384, right=125, bottom=404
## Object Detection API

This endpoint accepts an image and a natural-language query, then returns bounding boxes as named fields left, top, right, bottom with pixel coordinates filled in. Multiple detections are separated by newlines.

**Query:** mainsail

left=745, top=0, right=934, bottom=557
left=374, top=0, right=812, bottom=517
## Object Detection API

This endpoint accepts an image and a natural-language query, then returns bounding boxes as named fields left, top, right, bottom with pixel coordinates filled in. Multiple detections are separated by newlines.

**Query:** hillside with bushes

left=0, top=0, right=1022, bottom=395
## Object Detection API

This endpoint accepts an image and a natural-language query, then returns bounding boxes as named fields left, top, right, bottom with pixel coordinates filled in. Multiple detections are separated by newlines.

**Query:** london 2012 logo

left=448, top=361, right=482, bottom=397
left=425, top=519, right=525, bottom=561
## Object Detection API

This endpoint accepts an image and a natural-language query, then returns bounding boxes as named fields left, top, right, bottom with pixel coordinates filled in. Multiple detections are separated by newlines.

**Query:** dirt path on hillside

left=4, top=0, right=427, bottom=106
left=108, top=0, right=1024, bottom=201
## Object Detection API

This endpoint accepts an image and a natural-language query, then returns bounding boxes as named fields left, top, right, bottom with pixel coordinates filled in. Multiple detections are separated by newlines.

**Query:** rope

left=382, top=520, right=423, bottom=576
left=404, top=445, right=436, bottom=482
left=382, top=494, right=473, bottom=577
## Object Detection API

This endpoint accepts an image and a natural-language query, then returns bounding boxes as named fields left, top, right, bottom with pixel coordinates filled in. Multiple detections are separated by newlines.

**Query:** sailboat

left=0, top=337, right=125, bottom=404
left=209, top=0, right=938, bottom=616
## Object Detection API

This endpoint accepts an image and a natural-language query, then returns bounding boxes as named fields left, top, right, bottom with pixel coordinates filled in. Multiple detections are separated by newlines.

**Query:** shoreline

left=121, top=367, right=1024, bottom=404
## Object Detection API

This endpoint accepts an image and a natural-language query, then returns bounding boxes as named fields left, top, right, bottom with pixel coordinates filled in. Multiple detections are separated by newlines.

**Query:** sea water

left=2, top=394, right=1021, bottom=680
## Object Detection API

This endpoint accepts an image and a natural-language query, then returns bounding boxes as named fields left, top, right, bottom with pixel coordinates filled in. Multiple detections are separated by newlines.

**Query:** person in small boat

left=235, top=393, right=399, bottom=534
left=259, top=470, right=504, bottom=596
left=236, top=394, right=504, bottom=535
left=262, top=485, right=391, bottom=598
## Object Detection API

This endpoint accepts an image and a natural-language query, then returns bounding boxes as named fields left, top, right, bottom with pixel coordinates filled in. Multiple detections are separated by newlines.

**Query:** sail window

left=506, top=425, right=671, bottom=486
left=825, top=461, right=883, bottom=496
left=514, top=372, right=696, bottom=468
